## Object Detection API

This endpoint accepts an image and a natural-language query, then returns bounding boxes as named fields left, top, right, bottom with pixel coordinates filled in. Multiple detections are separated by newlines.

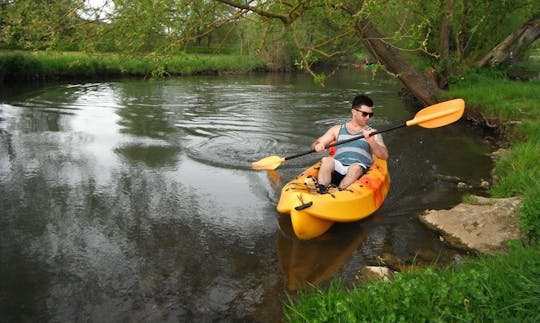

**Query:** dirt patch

left=419, top=195, right=522, bottom=255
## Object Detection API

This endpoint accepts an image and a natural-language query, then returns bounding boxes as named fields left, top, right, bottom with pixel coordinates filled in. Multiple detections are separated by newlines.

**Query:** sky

left=82, top=0, right=114, bottom=20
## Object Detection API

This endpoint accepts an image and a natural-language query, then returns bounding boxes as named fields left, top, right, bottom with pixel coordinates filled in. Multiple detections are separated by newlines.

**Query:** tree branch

left=215, top=0, right=298, bottom=26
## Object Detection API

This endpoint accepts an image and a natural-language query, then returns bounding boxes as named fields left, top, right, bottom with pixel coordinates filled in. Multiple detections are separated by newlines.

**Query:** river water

left=0, top=70, right=494, bottom=321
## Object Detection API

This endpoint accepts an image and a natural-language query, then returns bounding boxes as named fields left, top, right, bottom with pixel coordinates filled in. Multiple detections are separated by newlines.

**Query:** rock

left=360, top=266, right=394, bottom=281
left=479, top=180, right=490, bottom=190
left=419, top=195, right=522, bottom=255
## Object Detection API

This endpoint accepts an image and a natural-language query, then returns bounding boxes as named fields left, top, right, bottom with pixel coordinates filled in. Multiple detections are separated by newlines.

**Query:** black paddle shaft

left=284, top=122, right=406, bottom=161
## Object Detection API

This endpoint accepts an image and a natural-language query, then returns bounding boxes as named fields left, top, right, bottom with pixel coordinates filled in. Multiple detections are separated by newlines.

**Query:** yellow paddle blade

left=406, top=98, right=465, bottom=128
left=252, top=155, right=286, bottom=170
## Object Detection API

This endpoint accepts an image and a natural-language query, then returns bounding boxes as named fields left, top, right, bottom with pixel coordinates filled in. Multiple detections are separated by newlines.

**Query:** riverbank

left=284, top=71, right=540, bottom=321
left=0, top=50, right=266, bottom=83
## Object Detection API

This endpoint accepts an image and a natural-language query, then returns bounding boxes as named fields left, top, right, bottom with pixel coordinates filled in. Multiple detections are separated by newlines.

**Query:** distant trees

left=1, top=0, right=538, bottom=104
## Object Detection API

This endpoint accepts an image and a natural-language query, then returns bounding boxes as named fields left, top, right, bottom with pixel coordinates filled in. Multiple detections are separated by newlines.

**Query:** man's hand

left=312, top=141, right=326, bottom=152
left=362, top=129, right=376, bottom=143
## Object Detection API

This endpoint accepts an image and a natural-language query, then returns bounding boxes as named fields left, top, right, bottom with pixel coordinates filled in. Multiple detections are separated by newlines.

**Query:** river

left=0, top=70, right=494, bottom=321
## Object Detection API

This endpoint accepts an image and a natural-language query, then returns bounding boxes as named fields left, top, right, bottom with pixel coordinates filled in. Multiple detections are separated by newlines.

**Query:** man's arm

left=311, top=125, right=340, bottom=152
left=363, top=129, right=389, bottom=160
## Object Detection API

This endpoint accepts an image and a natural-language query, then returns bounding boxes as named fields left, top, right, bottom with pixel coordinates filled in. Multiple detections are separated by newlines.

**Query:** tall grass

left=284, top=243, right=540, bottom=322
left=0, top=50, right=266, bottom=82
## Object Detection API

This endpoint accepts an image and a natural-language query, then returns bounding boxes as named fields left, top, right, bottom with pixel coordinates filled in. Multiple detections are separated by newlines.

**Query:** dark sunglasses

left=353, top=109, right=374, bottom=118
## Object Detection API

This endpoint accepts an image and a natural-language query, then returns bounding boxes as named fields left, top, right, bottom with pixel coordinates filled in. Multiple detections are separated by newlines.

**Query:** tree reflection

left=114, top=144, right=180, bottom=168
left=114, top=82, right=176, bottom=139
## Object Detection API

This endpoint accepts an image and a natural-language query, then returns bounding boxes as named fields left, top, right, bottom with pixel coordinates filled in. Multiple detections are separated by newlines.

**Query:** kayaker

left=309, top=94, right=389, bottom=193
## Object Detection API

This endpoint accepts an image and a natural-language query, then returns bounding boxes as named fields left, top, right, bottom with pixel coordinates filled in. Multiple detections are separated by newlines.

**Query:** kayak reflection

left=277, top=215, right=368, bottom=291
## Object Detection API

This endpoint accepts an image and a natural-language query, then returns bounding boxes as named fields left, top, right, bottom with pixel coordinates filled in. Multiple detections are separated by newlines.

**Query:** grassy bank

left=0, top=50, right=266, bottom=82
left=284, top=243, right=539, bottom=322
left=284, top=71, right=540, bottom=321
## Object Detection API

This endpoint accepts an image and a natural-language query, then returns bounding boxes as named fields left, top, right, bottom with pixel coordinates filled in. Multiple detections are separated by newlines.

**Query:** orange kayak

left=277, top=158, right=390, bottom=239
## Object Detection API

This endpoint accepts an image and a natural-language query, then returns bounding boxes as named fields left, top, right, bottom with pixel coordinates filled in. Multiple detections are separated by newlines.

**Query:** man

left=309, top=94, right=388, bottom=193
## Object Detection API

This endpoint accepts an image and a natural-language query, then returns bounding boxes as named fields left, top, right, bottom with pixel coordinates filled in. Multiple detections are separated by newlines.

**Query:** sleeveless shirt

left=334, top=123, right=373, bottom=167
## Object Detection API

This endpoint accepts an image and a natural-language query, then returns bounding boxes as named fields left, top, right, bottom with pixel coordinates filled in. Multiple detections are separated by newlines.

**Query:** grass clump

left=284, top=243, right=540, bottom=322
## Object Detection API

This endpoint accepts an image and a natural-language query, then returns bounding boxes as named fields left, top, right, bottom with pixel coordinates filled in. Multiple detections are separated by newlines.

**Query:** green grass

left=0, top=50, right=266, bottom=81
left=445, top=71, right=540, bottom=120
left=284, top=243, right=540, bottom=322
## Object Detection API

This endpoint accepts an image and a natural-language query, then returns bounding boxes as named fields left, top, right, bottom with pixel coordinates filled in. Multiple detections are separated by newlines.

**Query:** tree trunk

left=354, top=18, right=441, bottom=106
left=437, top=0, right=454, bottom=88
left=476, top=15, right=540, bottom=68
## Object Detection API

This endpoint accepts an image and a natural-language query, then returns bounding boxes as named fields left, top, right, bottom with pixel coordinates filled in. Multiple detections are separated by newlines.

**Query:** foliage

left=284, top=243, right=540, bottom=322
left=359, top=0, right=538, bottom=75
left=0, top=0, right=86, bottom=51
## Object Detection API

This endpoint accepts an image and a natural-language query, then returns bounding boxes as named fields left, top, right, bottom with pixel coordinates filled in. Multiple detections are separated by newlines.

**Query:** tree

left=477, top=14, right=540, bottom=67
left=215, top=0, right=538, bottom=105
left=1, top=0, right=87, bottom=50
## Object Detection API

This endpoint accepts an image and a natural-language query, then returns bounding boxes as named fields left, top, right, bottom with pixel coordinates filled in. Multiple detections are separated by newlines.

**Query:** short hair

left=351, top=94, right=373, bottom=109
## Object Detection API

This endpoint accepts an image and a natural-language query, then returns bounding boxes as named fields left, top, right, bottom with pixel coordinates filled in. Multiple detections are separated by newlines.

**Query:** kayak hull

left=277, top=158, right=390, bottom=239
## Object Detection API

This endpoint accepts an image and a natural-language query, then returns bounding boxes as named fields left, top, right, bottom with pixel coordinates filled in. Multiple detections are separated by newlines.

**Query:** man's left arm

left=364, top=130, right=389, bottom=160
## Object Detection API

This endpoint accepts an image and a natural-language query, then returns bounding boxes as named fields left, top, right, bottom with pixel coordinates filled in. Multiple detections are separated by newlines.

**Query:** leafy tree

left=215, top=0, right=540, bottom=104
left=1, top=0, right=87, bottom=50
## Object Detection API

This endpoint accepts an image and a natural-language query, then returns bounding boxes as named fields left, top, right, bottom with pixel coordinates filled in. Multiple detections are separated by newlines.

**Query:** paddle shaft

left=284, top=122, right=406, bottom=161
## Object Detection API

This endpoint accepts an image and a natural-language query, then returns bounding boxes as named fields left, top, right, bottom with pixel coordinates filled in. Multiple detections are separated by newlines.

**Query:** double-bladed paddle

left=252, top=98, right=465, bottom=171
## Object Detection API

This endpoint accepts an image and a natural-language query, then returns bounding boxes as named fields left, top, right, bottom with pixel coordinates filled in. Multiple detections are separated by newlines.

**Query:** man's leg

left=338, top=164, right=364, bottom=189
left=318, top=156, right=335, bottom=186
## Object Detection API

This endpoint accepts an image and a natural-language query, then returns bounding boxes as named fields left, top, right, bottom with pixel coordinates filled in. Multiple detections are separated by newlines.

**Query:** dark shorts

left=331, top=171, right=345, bottom=185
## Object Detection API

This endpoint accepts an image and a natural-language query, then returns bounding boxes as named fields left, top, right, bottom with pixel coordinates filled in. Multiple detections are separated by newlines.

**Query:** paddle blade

left=252, top=155, right=286, bottom=170
left=407, top=98, right=465, bottom=128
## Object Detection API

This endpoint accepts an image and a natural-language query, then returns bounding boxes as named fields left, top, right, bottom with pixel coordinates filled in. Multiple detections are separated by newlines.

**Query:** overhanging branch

left=216, top=0, right=298, bottom=26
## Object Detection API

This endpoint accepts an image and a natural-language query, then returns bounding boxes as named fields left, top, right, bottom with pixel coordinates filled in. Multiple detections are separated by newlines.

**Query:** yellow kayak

left=277, top=158, right=390, bottom=239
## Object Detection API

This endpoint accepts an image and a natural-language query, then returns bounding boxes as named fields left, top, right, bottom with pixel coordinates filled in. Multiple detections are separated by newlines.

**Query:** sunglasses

left=353, top=109, right=374, bottom=118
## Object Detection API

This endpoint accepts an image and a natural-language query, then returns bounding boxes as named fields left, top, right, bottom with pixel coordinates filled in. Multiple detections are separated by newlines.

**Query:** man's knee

left=321, top=156, right=334, bottom=168
left=321, top=156, right=333, bottom=163
left=347, top=164, right=364, bottom=177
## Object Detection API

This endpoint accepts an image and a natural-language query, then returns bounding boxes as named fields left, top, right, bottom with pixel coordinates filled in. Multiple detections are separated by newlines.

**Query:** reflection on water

left=0, top=71, right=494, bottom=321
left=277, top=215, right=369, bottom=291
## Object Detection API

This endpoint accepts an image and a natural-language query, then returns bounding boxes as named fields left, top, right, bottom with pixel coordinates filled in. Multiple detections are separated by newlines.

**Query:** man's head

left=351, top=94, right=373, bottom=109
left=351, top=94, right=374, bottom=123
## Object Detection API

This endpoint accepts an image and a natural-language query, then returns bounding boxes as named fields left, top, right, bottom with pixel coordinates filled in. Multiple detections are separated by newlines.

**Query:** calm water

left=0, top=71, right=494, bottom=321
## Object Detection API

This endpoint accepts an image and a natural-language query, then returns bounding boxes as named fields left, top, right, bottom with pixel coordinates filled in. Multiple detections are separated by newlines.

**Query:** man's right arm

left=312, top=125, right=339, bottom=152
